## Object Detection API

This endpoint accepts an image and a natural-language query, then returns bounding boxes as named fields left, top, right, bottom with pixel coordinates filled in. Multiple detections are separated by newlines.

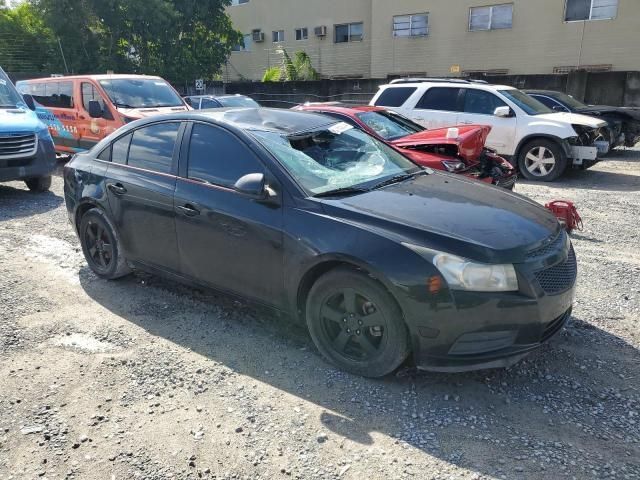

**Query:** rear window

left=416, top=87, right=461, bottom=111
left=374, top=87, right=417, bottom=107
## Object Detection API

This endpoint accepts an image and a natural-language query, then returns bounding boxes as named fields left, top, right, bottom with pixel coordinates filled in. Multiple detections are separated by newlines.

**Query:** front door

left=77, top=81, right=115, bottom=151
left=174, top=122, right=285, bottom=307
left=456, top=88, right=517, bottom=155
left=104, top=121, right=183, bottom=273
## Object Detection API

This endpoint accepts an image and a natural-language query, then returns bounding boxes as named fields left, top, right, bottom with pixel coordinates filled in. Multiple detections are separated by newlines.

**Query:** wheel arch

left=74, top=200, right=108, bottom=233
left=514, top=134, right=571, bottom=161
left=295, top=255, right=404, bottom=324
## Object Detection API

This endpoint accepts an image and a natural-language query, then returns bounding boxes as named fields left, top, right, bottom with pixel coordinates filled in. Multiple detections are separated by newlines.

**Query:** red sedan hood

left=391, top=125, right=491, bottom=162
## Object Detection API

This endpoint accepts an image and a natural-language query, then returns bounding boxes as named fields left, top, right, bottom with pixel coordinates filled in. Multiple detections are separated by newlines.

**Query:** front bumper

left=401, top=236, right=576, bottom=372
left=0, top=135, right=56, bottom=182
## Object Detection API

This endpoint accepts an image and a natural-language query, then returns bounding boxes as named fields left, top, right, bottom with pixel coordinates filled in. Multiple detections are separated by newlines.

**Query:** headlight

left=441, top=160, right=466, bottom=172
left=403, top=244, right=519, bottom=292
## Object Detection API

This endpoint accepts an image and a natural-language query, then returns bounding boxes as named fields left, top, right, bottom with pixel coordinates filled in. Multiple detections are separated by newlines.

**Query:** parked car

left=293, top=103, right=516, bottom=189
left=524, top=89, right=640, bottom=149
left=370, top=78, right=610, bottom=182
left=65, top=108, right=576, bottom=377
left=184, top=94, right=259, bottom=110
left=0, top=66, right=56, bottom=192
left=15, top=74, right=190, bottom=155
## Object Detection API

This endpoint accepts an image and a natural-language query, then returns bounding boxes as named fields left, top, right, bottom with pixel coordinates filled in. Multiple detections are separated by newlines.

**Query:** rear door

left=174, top=122, right=285, bottom=306
left=457, top=88, right=517, bottom=154
left=408, top=87, right=462, bottom=129
left=103, top=121, right=183, bottom=273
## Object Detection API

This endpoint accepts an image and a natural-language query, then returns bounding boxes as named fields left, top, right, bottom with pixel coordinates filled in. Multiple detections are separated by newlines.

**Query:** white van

left=370, top=79, right=609, bottom=181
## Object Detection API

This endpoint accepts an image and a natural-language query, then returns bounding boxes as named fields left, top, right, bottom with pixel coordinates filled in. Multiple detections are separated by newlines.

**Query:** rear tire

left=25, top=175, right=52, bottom=192
left=518, top=139, right=567, bottom=182
left=306, top=267, right=410, bottom=378
left=79, top=208, right=130, bottom=280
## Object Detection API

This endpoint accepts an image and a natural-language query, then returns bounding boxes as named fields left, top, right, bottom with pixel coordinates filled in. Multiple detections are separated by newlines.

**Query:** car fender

left=514, top=133, right=572, bottom=160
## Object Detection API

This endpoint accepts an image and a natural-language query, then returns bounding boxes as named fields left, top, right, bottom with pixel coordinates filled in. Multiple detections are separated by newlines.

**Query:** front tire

left=306, top=267, right=410, bottom=378
left=79, top=208, right=130, bottom=280
left=518, top=139, right=567, bottom=182
left=25, top=175, right=52, bottom=192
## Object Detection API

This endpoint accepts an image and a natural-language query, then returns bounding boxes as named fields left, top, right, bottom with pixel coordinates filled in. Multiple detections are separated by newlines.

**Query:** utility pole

left=57, top=37, right=69, bottom=74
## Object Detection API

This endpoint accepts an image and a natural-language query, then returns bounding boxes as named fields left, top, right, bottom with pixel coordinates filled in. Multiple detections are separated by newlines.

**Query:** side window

left=374, top=87, right=417, bottom=107
left=187, top=123, right=264, bottom=187
left=200, top=98, right=221, bottom=109
left=81, top=82, right=105, bottom=111
left=534, top=95, right=566, bottom=111
left=97, top=146, right=112, bottom=162
left=128, top=123, right=180, bottom=174
left=30, top=82, right=74, bottom=108
left=416, top=87, right=461, bottom=111
left=111, top=133, right=132, bottom=164
left=462, top=89, right=507, bottom=115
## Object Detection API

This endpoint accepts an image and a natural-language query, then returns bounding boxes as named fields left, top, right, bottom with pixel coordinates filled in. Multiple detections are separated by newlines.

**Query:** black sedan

left=525, top=89, right=640, bottom=149
left=63, top=108, right=577, bottom=377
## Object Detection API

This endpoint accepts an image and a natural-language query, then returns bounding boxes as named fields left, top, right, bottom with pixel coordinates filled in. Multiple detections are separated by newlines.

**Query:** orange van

left=15, top=74, right=190, bottom=155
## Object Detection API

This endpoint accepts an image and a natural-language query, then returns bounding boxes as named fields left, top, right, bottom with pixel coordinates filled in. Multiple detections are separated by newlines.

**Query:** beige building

left=224, top=0, right=640, bottom=82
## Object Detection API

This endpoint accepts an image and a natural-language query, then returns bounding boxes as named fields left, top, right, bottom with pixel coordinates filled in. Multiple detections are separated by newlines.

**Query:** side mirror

left=234, top=173, right=267, bottom=198
left=494, top=106, right=512, bottom=118
left=22, top=94, right=36, bottom=111
left=88, top=100, right=103, bottom=118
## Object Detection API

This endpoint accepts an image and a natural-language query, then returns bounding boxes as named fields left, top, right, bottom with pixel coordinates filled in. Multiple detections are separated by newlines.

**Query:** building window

left=335, top=22, right=363, bottom=43
left=232, top=34, right=252, bottom=52
left=565, top=0, right=618, bottom=21
left=272, top=30, right=285, bottom=42
left=230, top=0, right=249, bottom=5
left=295, top=28, right=308, bottom=41
left=469, top=4, right=513, bottom=31
left=393, top=13, right=429, bottom=37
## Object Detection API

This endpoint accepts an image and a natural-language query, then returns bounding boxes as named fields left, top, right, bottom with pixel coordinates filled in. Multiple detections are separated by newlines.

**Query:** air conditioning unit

left=314, top=26, right=327, bottom=37
left=252, top=30, right=265, bottom=42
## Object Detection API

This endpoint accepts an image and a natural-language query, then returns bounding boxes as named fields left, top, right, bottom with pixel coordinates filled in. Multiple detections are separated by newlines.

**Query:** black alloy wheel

left=306, top=267, right=410, bottom=378
left=79, top=208, right=130, bottom=279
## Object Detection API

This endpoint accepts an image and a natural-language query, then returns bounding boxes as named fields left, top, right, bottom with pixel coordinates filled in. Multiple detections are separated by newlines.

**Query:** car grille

left=534, top=246, right=577, bottom=295
left=541, top=309, right=571, bottom=342
left=527, top=231, right=565, bottom=260
left=0, top=133, right=38, bottom=160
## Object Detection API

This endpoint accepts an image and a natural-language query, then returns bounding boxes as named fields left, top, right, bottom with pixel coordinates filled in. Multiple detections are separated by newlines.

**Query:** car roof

left=186, top=94, right=251, bottom=100
left=135, top=108, right=336, bottom=135
left=381, top=82, right=514, bottom=90
left=300, top=104, right=384, bottom=115
left=17, top=74, right=166, bottom=82
left=523, top=90, right=562, bottom=96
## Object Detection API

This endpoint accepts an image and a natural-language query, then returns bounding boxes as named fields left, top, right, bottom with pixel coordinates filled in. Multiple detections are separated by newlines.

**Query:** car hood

left=390, top=125, right=490, bottom=161
left=575, top=106, right=640, bottom=121
left=118, top=105, right=190, bottom=119
left=320, top=172, right=559, bottom=264
left=536, top=111, right=607, bottom=129
left=0, top=106, right=42, bottom=133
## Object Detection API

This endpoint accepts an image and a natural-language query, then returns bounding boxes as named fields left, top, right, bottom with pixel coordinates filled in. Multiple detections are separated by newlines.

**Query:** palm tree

left=262, top=48, right=319, bottom=82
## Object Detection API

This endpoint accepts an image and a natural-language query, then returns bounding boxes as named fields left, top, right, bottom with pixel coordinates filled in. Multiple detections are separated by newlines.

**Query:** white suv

left=370, top=79, right=609, bottom=181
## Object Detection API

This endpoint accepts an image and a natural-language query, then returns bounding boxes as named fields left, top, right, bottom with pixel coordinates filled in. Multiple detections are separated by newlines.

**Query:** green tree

left=262, top=48, right=319, bottom=82
left=0, top=2, right=61, bottom=73
left=28, top=0, right=241, bottom=82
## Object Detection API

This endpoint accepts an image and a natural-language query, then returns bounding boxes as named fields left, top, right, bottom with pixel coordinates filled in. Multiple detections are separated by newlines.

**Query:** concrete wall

left=226, top=0, right=640, bottom=81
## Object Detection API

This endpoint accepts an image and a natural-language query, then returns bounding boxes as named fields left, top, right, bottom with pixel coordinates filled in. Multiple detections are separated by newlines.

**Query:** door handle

left=460, top=121, right=474, bottom=124
left=176, top=204, right=200, bottom=216
left=107, top=183, right=127, bottom=195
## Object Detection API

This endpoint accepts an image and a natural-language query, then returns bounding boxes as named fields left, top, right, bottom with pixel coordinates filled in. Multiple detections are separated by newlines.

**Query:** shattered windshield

left=251, top=123, right=420, bottom=196
left=217, top=96, right=260, bottom=108
left=0, top=68, right=23, bottom=108
left=356, top=110, right=423, bottom=140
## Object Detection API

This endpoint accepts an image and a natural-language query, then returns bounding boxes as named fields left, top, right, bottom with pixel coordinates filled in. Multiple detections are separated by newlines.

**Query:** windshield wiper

left=370, top=170, right=425, bottom=190
left=113, top=102, right=136, bottom=109
left=313, top=186, right=370, bottom=198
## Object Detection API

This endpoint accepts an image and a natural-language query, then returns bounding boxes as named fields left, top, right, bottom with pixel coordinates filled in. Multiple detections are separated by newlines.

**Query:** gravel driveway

left=1, top=151, right=639, bottom=480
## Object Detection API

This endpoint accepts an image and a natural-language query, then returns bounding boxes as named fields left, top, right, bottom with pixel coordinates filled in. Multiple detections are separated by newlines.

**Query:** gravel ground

left=0, top=150, right=639, bottom=480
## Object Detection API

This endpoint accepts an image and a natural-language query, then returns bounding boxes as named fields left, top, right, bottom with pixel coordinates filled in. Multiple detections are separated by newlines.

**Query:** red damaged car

left=294, top=104, right=517, bottom=189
